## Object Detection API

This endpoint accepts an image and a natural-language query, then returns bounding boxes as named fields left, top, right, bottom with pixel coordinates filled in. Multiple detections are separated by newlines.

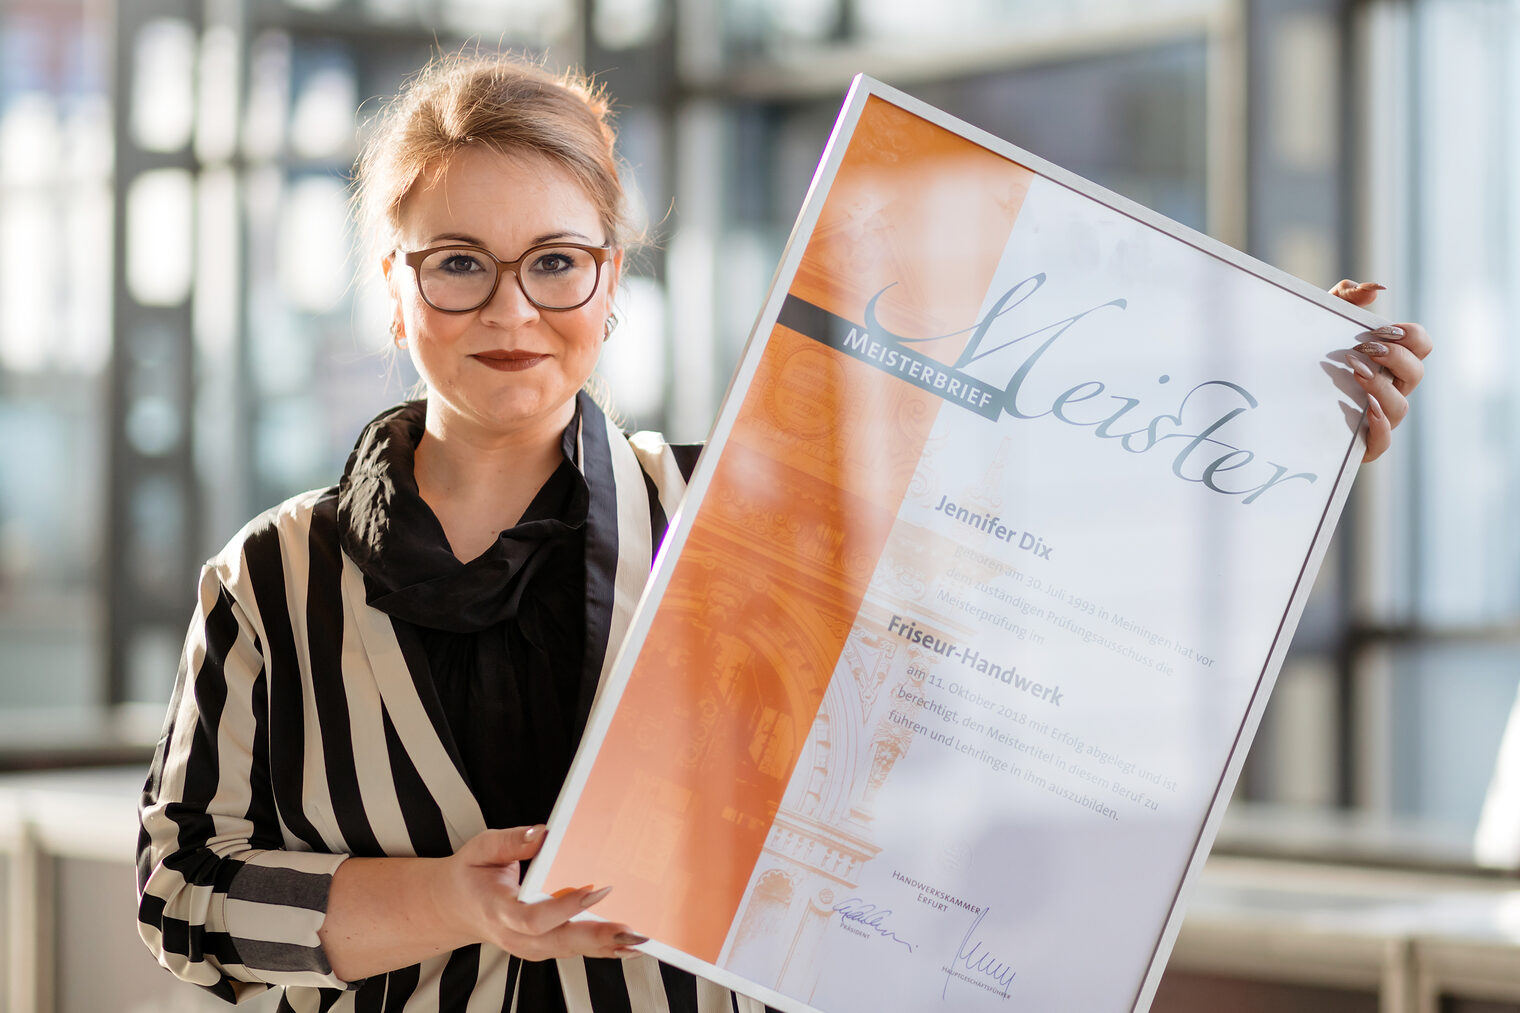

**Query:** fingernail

left=1349, top=357, right=1374, bottom=380
left=1355, top=341, right=1389, bottom=357
left=581, top=885, right=614, bottom=908
left=523, top=825, right=545, bottom=843
left=1372, top=325, right=1405, bottom=337
left=613, top=932, right=649, bottom=946
left=614, top=948, right=643, bottom=959
left=552, top=884, right=594, bottom=899
left=1367, top=395, right=1384, bottom=417
left=1355, top=282, right=1387, bottom=291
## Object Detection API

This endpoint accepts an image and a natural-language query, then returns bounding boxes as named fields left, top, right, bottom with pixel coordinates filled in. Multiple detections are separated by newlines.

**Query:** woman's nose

left=478, top=269, right=540, bottom=325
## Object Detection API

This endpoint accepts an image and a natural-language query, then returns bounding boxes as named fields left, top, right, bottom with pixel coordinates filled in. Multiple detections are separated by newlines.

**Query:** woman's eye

left=439, top=253, right=486, bottom=274
left=531, top=251, right=579, bottom=274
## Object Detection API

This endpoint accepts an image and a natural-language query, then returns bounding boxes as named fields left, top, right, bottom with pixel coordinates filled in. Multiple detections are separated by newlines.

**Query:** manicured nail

left=552, top=884, right=594, bottom=899
left=1367, top=395, right=1384, bottom=418
left=1349, top=357, right=1374, bottom=380
left=1372, top=324, right=1405, bottom=337
left=614, top=948, right=643, bottom=959
left=581, top=886, right=614, bottom=908
left=1355, top=282, right=1386, bottom=291
left=613, top=932, right=649, bottom=946
left=1355, top=341, right=1389, bottom=358
left=523, top=825, right=545, bottom=842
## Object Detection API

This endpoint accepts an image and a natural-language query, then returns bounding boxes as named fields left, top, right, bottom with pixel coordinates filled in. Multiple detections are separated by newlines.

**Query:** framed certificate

left=523, top=75, right=1383, bottom=1012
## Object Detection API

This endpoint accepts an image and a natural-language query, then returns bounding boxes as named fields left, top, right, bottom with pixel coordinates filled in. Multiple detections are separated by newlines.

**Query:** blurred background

left=0, top=0, right=1517, bottom=1010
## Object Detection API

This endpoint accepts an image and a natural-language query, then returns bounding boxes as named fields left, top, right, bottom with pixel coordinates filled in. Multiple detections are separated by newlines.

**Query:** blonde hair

left=354, top=51, right=633, bottom=270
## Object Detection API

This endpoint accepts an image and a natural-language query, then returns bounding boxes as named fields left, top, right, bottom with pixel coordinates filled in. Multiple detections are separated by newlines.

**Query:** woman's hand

left=320, top=825, right=645, bottom=982
left=1330, top=280, right=1433, bottom=462
left=433, top=826, right=646, bottom=962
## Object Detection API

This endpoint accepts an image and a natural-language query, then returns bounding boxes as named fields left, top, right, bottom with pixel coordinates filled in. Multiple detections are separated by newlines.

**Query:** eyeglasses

left=398, top=241, right=612, bottom=313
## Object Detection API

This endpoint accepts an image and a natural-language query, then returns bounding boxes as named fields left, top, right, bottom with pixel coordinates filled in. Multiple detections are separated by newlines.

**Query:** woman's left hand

left=1330, top=280, right=1433, bottom=463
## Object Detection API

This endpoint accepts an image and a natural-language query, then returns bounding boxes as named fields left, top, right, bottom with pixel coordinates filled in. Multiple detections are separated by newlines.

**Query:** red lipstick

left=472, top=350, right=548, bottom=372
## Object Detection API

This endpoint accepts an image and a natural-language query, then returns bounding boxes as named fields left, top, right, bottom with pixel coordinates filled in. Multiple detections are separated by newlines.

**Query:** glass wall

left=0, top=0, right=111, bottom=712
left=1378, top=0, right=1520, bottom=834
left=0, top=0, right=1517, bottom=873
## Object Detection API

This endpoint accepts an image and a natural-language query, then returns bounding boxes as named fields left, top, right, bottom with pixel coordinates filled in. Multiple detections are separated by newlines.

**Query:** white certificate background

left=716, top=173, right=1371, bottom=1011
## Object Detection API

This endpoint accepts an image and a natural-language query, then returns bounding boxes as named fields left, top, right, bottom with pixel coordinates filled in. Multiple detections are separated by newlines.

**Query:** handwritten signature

left=941, top=906, right=1017, bottom=999
left=832, top=898, right=914, bottom=952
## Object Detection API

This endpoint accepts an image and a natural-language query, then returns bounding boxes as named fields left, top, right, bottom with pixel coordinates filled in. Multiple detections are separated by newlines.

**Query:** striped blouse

left=136, top=396, right=772, bottom=1013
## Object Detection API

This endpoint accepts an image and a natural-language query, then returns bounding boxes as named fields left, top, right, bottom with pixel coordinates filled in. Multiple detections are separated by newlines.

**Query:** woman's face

left=385, top=145, right=620, bottom=444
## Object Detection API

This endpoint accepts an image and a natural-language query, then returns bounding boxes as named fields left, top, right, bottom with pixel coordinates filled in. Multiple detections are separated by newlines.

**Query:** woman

left=135, top=53, right=1430, bottom=1013
left=137, top=54, right=762, bottom=1013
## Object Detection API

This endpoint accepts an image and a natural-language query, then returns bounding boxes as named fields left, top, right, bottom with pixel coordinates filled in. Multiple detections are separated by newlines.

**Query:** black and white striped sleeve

left=136, top=550, right=352, bottom=1000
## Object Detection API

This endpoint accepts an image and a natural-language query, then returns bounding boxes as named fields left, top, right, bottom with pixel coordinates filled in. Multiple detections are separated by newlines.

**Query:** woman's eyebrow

left=427, top=232, right=489, bottom=246
left=423, top=229, right=598, bottom=249
left=528, top=229, right=594, bottom=245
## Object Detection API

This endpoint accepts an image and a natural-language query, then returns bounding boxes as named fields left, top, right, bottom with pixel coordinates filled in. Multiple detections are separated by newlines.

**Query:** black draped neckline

left=336, top=399, right=590, bottom=834
left=338, top=400, right=590, bottom=633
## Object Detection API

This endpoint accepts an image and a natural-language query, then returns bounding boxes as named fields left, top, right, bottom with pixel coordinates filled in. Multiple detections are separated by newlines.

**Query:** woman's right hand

left=320, top=825, right=645, bottom=981
left=433, top=825, right=647, bottom=961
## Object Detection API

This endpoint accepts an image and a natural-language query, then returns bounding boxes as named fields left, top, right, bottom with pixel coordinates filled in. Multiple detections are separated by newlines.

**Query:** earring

left=603, top=313, right=619, bottom=342
left=391, top=321, right=407, bottom=350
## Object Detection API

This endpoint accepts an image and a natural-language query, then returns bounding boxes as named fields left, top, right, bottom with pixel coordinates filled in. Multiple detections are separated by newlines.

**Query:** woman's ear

left=382, top=253, right=407, bottom=346
left=606, top=247, right=624, bottom=305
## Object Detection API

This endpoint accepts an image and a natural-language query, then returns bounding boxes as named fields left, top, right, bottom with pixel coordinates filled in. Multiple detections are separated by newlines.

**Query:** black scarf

left=338, top=399, right=589, bottom=833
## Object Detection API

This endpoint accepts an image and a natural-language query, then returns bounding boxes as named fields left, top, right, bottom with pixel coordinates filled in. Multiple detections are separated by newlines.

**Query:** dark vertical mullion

left=103, top=0, right=134, bottom=707
left=1405, top=0, right=1426, bottom=628
left=1235, top=0, right=1271, bottom=802
left=222, top=0, right=259, bottom=554
left=105, top=0, right=205, bottom=706
left=1334, top=0, right=1361, bottom=811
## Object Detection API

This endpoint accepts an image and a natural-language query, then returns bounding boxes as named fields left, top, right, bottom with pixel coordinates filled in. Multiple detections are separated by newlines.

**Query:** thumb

left=467, top=825, right=547, bottom=867
left=1330, top=279, right=1384, bottom=307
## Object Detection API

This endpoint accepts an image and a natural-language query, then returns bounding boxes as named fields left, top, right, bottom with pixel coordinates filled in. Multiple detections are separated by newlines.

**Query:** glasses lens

left=517, top=245, right=600, bottom=309
left=418, top=248, right=497, bottom=311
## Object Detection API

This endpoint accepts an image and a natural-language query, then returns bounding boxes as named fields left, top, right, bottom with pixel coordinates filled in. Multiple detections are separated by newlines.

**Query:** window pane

left=0, top=5, right=110, bottom=714
left=1410, top=0, right=1520, bottom=626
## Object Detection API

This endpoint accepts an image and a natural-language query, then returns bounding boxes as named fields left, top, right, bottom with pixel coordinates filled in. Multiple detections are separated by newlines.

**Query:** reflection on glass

left=361, top=0, right=418, bottom=20
left=765, top=0, right=839, bottom=42
left=126, top=397, right=182, bottom=457
left=439, top=0, right=573, bottom=43
left=1357, top=0, right=1520, bottom=863
left=130, top=18, right=196, bottom=153
left=0, top=93, right=61, bottom=185
left=0, top=190, right=54, bottom=372
left=0, top=397, right=100, bottom=592
left=197, top=26, right=241, bottom=163
left=194, top=168, right=239, bottom=359
left=63, top=95, right=112, bottom=180
left=1389, top=643, right=1520, bottom=829
left=0, top=3, right=111, bottom=714
left=600, top=274, right=667, bottom=423
left=62, top=180, right=111, bottom=373
left=256, top=396, right=326, bottom=498
left=279, top=175, right=352, bottom=312
left=126, top=627, right=182, bottom=705
left=1411, top=2, right=1520, bottom=626
left=594, top=0, right=665, bottom=49
left=290, top=56, right=357, bottom=159
left=128, top=475, right=185, bottom=600
left=243, top=31, right=293, bottom=161
left=854, top=0, right=1217, bottom=42
left=126, top=169, right=194, bottom=306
